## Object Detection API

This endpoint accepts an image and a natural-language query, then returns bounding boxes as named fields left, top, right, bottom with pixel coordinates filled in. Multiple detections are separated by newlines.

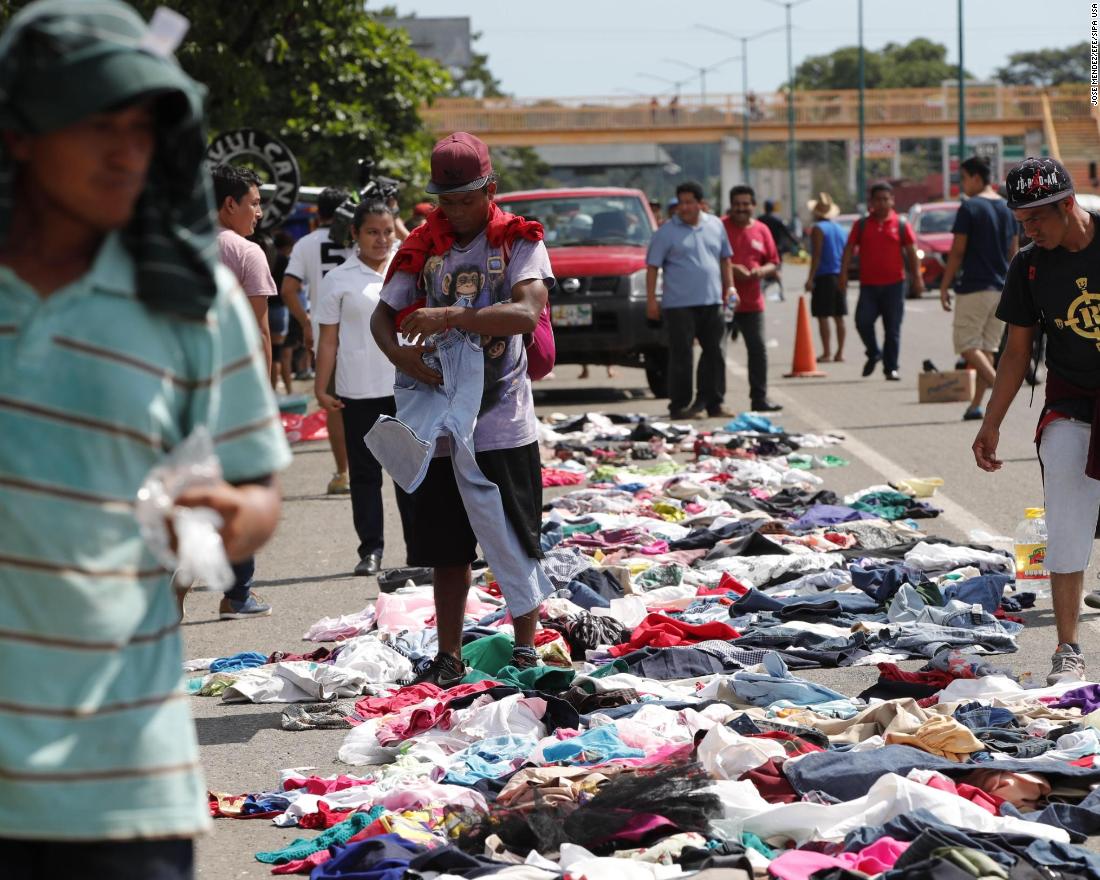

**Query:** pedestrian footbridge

left=422, top=85, right=1099, bottom=184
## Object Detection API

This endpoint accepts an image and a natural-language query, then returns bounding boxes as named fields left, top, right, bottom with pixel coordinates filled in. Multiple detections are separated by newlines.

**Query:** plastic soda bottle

left=1013, top=507, right=1050, bottom=592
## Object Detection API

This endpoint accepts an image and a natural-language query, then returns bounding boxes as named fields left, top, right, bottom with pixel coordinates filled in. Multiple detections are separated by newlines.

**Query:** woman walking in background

left=314, top=202, right=413, bottom=576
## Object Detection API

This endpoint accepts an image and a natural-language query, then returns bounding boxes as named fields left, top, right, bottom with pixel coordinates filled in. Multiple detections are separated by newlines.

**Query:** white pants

left=1038, top=418, right=1100, bottom=573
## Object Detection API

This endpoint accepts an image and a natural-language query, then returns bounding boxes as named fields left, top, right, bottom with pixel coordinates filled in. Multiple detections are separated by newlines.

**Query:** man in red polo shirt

left=722, top=185, right=783, bottom=412
left=839, top=182, right=923, bottom=380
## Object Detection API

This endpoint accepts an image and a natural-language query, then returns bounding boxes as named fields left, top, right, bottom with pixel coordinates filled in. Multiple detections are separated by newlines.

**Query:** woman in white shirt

left=315, top=201, right=413, bottom=576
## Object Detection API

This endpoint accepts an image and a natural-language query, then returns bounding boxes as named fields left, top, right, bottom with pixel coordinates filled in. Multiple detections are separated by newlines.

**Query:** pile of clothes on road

left=191, top=412, right=1100, bottom=879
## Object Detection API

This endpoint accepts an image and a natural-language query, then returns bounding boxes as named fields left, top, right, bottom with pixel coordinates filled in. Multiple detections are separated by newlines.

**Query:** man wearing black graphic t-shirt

left=974, top=158, right=1100, bottom=686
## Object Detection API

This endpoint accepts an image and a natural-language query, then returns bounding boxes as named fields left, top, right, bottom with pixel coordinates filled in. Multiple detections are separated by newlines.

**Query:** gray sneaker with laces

left=1047, top=644, right=1086, bottom=686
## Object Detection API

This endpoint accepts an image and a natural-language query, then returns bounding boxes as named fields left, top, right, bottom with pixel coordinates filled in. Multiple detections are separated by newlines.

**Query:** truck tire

left=644, top=348, right=668, bottom=398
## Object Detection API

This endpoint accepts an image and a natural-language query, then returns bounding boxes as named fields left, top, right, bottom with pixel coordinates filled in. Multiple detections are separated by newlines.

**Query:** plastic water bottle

left=1014, top=507, right=1050, bottom=594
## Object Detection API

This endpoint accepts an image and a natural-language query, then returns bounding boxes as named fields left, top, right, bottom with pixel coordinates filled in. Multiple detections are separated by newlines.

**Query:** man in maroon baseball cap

left=370, top=132, right=555, bottom=687
left=426, top=131, right=495, bottom=194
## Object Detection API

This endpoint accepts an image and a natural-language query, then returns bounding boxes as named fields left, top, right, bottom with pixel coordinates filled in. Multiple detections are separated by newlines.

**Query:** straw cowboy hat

left=807, top=192, right=840, bottom=219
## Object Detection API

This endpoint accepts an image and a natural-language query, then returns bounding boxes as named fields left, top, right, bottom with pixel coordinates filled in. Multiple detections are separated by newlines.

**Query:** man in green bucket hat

left=0, top=2, right=290, bottom=875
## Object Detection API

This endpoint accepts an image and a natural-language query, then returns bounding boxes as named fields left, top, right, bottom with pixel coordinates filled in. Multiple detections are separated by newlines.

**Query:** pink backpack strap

left=503, top=236, right=556, bottom=379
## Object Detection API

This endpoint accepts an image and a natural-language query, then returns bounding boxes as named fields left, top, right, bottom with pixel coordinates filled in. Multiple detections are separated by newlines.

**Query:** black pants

left=0, top=837, right=193, bottom=880
left=341, top=395, right=414, bottom=560
left=728, top=310, right=768, bottom=405
left=664, top=305, right=725, bottom=413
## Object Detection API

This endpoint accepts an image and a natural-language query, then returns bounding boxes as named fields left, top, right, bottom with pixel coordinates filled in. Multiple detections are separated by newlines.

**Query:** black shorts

left=405, top=442, right=543, bottom=567
left=811, top=274, right=847, bottom=318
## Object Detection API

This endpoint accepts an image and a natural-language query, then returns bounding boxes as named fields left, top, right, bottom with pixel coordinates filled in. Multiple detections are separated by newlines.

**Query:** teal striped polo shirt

left=0, top=234, right=291, bottom=840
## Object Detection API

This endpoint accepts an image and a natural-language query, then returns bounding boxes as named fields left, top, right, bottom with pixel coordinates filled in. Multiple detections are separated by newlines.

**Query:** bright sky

left=384, top=0, right=1086, bottom=98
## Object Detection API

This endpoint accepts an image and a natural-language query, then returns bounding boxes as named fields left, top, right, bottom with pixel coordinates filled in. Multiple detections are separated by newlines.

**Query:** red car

left=907, top=200, right=959, bottom=290
left=494, top=187, right=669, bottom=395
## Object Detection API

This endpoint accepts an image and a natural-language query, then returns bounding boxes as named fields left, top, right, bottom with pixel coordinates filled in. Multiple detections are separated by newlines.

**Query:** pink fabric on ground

left=768, top=837, right=909, bottom=879
left=271, top=849, right=332, bottom=874
left=282, top=775, right=369, bottom=796
left=354, top=680, right=498, bottom=721
left=542, top=468, right=586, bottom=487
left=921, top=773, right=1004, bottom=815
left=375, top=590, right=497, bottom=633
left=375, top=701, right=454, bottom=746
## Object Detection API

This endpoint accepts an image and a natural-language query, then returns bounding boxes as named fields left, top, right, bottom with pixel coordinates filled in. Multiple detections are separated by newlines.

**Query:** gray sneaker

left=1047, top=644, right=1086, bottom=685
left=1084, top=591, right=1100, bottom=610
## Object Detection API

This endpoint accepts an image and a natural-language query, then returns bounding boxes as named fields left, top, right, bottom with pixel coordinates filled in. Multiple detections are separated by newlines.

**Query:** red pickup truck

left=494, top=187, right=668, bottom=396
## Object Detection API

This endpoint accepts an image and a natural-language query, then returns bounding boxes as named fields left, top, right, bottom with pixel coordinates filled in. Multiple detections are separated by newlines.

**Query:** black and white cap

left=1004, top=157, right=1074, bottom=210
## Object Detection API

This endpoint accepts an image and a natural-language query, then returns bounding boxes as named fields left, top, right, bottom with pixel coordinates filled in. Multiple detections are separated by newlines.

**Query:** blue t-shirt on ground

left=952, top=195, right=1017, bottom=293
left=646, top=213, right=732, bottom=309
left=814, top=218, right=845, bottom=277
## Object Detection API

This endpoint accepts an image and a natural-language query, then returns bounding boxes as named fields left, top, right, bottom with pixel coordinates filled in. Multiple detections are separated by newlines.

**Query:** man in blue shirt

left=646, top=181, right=737, bottom=419
left=940, top=155, right=1018, bottom=420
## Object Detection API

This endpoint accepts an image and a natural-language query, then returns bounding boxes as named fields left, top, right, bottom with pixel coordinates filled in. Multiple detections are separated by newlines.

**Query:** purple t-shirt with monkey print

left=380, top=230, right=554, bottom=452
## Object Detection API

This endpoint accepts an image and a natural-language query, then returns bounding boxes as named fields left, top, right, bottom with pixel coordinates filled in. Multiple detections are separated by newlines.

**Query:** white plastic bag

left=135, top=427, right=234, bottom=591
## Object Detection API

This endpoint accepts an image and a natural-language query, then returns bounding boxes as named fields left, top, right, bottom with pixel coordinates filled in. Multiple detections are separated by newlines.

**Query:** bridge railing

left=421, top=85, right=1089, bottom=133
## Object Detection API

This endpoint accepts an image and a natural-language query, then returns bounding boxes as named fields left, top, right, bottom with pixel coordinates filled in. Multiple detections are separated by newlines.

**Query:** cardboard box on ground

left=918, top=370, right=976, bottom=403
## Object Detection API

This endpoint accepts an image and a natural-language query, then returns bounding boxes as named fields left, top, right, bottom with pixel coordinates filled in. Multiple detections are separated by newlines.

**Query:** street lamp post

left=695, top=24, right=786, bottom=185
left=762, top=0, right=812, bottom=230
left=664, top=54, right=742, bottom=104
left=638, top=72, right=690, bottom=98
left=858, top=0, right=865, bottom=204
left=958, top=0, right=966, bottom=161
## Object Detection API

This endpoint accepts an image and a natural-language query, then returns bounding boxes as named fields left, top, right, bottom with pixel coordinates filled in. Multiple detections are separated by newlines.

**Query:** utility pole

left=664, top=54, right=742, bottom=104
left=958, top=0, right=966, bottom=165
left=762, top=0, right=812, bottom=229
left=858, top=0, right=865, bottom=205
left=638, top=72, right=690, bottom=98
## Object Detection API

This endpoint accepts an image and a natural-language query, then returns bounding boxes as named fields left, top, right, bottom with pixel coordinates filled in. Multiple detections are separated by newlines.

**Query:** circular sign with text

left=206, top=129, right=300, bottom=231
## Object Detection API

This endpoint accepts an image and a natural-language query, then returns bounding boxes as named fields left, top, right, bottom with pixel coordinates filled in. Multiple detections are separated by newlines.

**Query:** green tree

left=995, top=43, right=1091, bottom=86
left=0, top=0, right=451, bottom=190
left=880, top=39, right=958, bottom=88
left=793, top=37, right=965, bottom=90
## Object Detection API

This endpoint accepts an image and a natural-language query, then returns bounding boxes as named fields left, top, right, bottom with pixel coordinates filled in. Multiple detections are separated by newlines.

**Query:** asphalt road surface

left=185, top=260, right=1100, bottom=877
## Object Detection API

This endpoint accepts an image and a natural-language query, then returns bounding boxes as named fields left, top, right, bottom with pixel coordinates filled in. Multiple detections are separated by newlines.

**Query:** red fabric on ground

left=282, top=775, right=367, bottom=796
left=919, top=773, right=1005, bottom=815
left=353, top=680, right=498, bottom=720
left=877, top=663, right=959, bottom=689
left=607, top=613, right=740, bottom=657
left=542, top=468, right=586, bottom=487
left=272, top=850, right=333, bottom=875
left=739, top=757, right=799, bottom=804
left=298, top=802, right=354, bottom=830
left=534, top=629, right=564, bottom=646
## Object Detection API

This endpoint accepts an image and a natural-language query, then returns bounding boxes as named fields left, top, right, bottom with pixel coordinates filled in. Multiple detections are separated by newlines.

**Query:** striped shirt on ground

left=0, top=233, right=291, bottom=841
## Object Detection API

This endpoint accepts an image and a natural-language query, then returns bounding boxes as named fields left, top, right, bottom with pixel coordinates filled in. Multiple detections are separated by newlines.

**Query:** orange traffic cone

left=784, top=295, right=826, bottom=378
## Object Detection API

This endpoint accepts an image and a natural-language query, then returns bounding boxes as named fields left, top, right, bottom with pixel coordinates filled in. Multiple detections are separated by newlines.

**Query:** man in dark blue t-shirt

left=939, top=156, right=1018, bottom=420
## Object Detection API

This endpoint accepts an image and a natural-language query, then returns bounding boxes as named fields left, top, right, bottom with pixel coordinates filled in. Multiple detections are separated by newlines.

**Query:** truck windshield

left=495, top=195, right=653, bottom=247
